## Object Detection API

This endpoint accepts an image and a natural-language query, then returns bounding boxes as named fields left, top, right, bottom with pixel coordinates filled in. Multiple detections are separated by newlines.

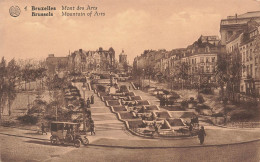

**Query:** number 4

left=24, top=6, right=27, bottom=11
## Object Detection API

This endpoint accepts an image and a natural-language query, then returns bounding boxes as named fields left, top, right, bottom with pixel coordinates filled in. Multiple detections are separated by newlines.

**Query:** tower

left=119, top=50, right=127, bottom=64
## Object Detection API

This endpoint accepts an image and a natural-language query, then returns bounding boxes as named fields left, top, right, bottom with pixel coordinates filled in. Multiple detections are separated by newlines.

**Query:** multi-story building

left=185, top=36, right=222, bottom=85
left=225, top=19, right=260, bottom=98
left=240, top=23, right=260, bottom=96
left=68, top=47, right=115, bottom=73
left=46, top=54, right=68, bottom=76
left=220, top=11, right=260, bottom=45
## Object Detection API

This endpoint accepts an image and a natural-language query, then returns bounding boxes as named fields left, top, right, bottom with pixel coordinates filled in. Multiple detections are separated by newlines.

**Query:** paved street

left=1, top=128, right=260, bottom=162
left=1, top=81, right=260, bottom=161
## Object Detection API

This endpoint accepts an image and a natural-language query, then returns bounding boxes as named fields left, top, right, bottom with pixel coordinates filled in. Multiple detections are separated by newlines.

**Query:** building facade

left=220, top=11, right=260, bottom=45
left=46, top=54, right=68, bottom=76
left=68, top=47, right=115, bottom=73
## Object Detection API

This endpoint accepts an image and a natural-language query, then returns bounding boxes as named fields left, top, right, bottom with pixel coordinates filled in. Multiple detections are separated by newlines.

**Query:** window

left=206, top=66, right=210, bottom=72
left=212, top=57, right=215, bottom=63
left=200, top=66, right=204, bottom=73
left=212, top=66, right=215, bottom=72
left=200, top=57, right=204, bottom=63
left=250, top=49, right=253, bottom=60
left=250, top=64, right=253, bottom=76
left=246, top=51, right=249, bottom=61
left=206, top=57, right=210, bottom=63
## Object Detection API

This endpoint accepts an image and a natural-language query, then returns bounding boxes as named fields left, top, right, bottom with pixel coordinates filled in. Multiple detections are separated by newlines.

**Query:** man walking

left=198, top=126, right=206, bottom=144
left=91, top=95, right=94, bottom=104
left=90, top=120, right=95, bottom=135
left=87, top=97, right=91, bottom=108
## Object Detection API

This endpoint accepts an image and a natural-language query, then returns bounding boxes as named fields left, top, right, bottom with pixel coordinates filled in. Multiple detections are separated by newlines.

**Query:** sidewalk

left=1, top=125, right=260, bottom=148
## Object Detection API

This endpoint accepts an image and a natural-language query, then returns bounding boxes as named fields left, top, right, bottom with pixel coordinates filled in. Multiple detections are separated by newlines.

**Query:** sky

left=1, top=0, right=260, bottom=64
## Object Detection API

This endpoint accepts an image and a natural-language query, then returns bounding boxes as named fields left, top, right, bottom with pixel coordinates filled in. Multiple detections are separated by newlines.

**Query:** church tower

left=119, top=50, right=127, bottom=64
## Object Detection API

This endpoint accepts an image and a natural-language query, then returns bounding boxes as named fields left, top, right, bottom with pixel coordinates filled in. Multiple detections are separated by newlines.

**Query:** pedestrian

left=198, top=126, right=206, bottom=144
left=91, top=94, right=94, bottom=104
left=87, top=97, right=90, bottom=108
left=41, top=123, right=47, bottom=135
left=189, top=123, right=193, bottom=136
left=90, top=122, right=95, bottom=135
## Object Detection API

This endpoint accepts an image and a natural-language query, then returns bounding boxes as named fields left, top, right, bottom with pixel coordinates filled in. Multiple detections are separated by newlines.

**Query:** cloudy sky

left=1, top=0, right=260, bottom=64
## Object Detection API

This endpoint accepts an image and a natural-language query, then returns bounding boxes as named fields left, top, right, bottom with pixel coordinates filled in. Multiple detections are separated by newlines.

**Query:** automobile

left=50, top=122, right=89, bottom=148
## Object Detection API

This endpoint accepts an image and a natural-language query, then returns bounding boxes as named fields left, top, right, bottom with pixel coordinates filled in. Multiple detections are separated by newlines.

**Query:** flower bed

left=129, top=96, right=142, bottom=100
left=160, top=105, right=184, bottom=111
left=106, top=100, right=121, bottom=107
left=98, top=92, right=109, bottom=97
left=155, top=111, right=171, bottom=119
left=111, top=106, right=127, bottom=112
left=127, top=120, right=144, bottom=129
left=119, top=112, right=137, bottom=120
left=137, top=100, right=150, bottom=106
left=167, top=118, right=185, bottom=126
left=125, top=92, right=135, bottom=96
left=102, top=96, right=116, bottom=101
left=144, top=105, right=160, bottom=111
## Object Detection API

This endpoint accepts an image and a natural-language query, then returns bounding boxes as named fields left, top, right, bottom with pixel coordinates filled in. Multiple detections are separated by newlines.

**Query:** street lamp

left=81, top=83, right=87, bottom=133
left=142, top=68, right=145, bottom=90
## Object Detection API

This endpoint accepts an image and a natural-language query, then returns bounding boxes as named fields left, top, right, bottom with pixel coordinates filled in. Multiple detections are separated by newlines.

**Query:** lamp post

left=142, top=68, right=145, bottom=90
left=82, top=83, right=87, bottom=132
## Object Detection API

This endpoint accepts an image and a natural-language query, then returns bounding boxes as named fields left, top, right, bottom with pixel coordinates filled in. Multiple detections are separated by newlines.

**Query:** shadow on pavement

left=0, top=132, right=48, bottom=141
left=25, top=140, right=72, bottom=147
left=24, top=132, right=46, bottom=136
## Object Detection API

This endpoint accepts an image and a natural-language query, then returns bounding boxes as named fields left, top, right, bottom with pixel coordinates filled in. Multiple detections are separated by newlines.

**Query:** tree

left=144, top=66, right=155, bottom=87
left=215, top=53, right=229, bottom=100
left=133, top=68, right=144, bottom=89
left=6, top=59, right=19, bottom=115
left=0, top=57, right=7, bottom=119
left=177, top=62, right=189, bottom=90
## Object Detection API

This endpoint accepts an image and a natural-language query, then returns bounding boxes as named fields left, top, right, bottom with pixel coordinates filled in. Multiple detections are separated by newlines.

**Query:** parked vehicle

left=50, top=122, right=89, bottom=148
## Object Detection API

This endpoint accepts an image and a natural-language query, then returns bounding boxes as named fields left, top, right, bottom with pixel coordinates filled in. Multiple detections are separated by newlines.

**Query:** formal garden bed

left=129, top=96, right=142, bottom=100
left=136, top=100, right=150, bottom=106
left=154, top=111, right=171, bottom=119
left=144, top=105, right=160, bottom=111
left=106, top=100, right=121, bottom=107
left=119, top=112, right=139, bottom=120
left=111, top=106, right=128, bottom=112
left=160, top=105, right=184, bottom=111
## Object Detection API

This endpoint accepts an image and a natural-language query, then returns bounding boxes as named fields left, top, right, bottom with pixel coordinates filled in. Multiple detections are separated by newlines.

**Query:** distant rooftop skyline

left=1, top=0, right=260, bottom=64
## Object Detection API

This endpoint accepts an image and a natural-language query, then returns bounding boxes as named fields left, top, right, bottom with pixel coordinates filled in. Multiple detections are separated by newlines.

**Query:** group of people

left=86, top=94, right=95, bottom=108
left=188, top=116, right=206, bottom=144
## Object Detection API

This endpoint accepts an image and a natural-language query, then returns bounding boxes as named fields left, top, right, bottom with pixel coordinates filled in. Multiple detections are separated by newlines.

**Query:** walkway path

left=72, top=82, right=139, bottom=142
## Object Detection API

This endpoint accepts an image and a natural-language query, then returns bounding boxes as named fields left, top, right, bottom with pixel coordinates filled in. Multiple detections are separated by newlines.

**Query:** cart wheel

left=82, top=137, right=89, bottom=145
left=74, top=139, right=81, bottom=148
left=51, top=136, right=60, bottom=145
left=50, top=136, right=57, bottom=145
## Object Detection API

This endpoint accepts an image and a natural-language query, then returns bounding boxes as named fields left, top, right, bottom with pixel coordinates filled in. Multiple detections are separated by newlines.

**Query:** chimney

left=235, top=13, right=237, bottom=23
left=79, top=49, right=83, bottom=53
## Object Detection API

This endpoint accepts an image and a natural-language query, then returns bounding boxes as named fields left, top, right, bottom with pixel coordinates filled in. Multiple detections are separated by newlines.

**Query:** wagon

left=50, top=122, right=89, bottom=148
